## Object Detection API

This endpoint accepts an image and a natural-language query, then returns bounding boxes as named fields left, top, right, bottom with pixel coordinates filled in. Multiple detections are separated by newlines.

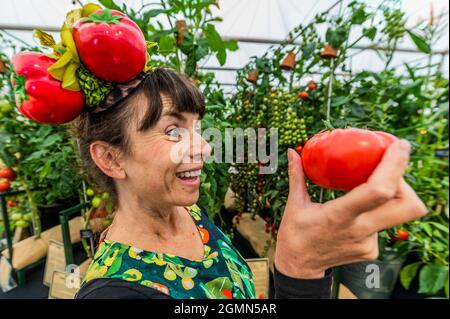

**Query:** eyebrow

left=162, top=110, right=187, bottom=122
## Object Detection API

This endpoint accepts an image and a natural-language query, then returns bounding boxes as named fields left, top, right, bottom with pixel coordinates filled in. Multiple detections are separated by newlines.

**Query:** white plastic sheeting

left=1, top=0, right=448, bottom=88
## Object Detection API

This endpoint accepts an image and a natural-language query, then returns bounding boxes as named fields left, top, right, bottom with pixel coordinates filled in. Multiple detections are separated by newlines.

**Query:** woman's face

left=119, top=95, right=211, bottom=209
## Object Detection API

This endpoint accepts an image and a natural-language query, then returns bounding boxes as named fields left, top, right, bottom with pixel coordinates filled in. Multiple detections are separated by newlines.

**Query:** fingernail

left=399, top=139, right=411, bottom=153
left=287, top=148, right=294, bottom=162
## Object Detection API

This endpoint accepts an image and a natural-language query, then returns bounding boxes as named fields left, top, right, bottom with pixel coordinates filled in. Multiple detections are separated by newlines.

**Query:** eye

left=166, top=127, right=181, bottom=140
left=194, top=121, right=201, bottom=134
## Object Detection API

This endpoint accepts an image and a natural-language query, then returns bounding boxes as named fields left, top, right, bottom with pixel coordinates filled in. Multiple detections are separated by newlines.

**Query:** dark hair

left=70, top=68, right=205, bottom=205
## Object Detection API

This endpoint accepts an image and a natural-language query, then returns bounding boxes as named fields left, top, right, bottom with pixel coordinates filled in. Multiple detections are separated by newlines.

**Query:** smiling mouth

left=176, top=169, right=202, bottom=181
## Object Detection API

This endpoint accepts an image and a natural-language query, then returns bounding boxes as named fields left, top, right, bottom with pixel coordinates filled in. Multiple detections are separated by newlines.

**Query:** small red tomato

left=295, top=145, right=303, bottom=153
left=0, top=180, right=11, bottom=192
left=308, top=81, right=317, bottom=90
left=92, top=207, right=107, bottom=219
left=0, top=168, right=17, bottom=181
left=7, top=200, right=16, bottom=207
left=395, top=229, right=409, bottom=241
left=298, top=91, right=309, bottom=100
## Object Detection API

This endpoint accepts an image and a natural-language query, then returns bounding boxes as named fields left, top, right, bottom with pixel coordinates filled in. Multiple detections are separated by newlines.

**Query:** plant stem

left=326, top=58, right=335, bottom=122
left=24, top=185, right=41, bottom=238
left=160, top=0, right=182, bottom=72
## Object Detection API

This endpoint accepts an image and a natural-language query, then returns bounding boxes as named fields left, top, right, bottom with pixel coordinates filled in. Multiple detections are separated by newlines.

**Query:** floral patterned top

left=79, top=204, right=256, bottom=299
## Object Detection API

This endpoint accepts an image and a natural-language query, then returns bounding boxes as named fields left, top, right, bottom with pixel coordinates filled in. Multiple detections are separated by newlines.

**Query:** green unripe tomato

left=91, top=197, right=102, bottom=208
left=10, top=213, right=22, bottom=222
left=16, top=220, right=30, bottom=228
left=101, top=192, right=110, bottom=200
left=86, top=188, right=95, bottom=197
left=0, top=100, right=13, bottom=114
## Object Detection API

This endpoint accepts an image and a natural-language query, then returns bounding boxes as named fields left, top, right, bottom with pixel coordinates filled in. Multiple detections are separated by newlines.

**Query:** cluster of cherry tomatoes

left=0, top=167, right=16, bottom=192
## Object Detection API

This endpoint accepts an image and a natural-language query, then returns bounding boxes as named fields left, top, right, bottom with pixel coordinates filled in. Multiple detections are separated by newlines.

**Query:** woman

left=71, top=68, right=427, bottom=299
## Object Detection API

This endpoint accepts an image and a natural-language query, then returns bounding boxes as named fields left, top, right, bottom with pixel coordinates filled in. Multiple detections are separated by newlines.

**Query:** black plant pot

left=37, top=199, right=80, bottom=232
left=338, top=257, right=405, bottom=299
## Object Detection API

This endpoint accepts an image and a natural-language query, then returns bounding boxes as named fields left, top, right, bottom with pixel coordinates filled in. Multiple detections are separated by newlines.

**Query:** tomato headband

left=91, top=72, right=151, bottom=114
left=10, top=3, right=158, bottom=124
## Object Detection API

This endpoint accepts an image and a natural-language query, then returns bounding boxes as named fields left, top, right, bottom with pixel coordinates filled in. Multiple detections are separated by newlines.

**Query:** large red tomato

left=301, top=128, right=398, bottom=191
left=11, top=52, right=84, bottom=124
left=73, top=9, right=147, bottom=83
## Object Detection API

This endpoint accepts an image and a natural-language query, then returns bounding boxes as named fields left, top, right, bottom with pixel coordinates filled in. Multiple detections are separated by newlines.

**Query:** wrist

left=274, top=253, right=326, bottom=279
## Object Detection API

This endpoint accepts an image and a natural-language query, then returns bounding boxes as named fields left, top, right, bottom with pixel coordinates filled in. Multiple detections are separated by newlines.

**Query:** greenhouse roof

left=1, top=0, right=448, bottom=89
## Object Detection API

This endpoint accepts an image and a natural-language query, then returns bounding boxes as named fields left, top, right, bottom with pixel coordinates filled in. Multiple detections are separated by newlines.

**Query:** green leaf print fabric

left=80, top=204, right=256, bottom=299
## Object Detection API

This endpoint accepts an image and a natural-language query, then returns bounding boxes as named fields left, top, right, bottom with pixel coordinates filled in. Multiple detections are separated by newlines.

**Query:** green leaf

left=407, top=30, right=431, bottom=54
left=422, top=223, right=433, bottom=236
left=99, top=0, right=121, bottom=11
left=158, top=35, right=175, bottom=55
left=400, top=262, right=422, bottom=290
left=429, top=222, right=449, bottom=234
left=216, top=50, right=227, bottom=66
left=332, top=95, right=351, bottom=107
left=41, top=134, right=63, bottom=148
left=0, top=147, right=16, bottom=167
left=24, top=150, right=47, bottom=161
left=445, top=273, right=449, bottom=299
left=143, top=9, right=165, bottom=21
left=403, top=63, right=415, bottom=80
left=363, top=27, right=377, bottom=41
left=83, top=8, right=122, bottom=24
left=302, top=43, right=316, bottom=58
left=204, top=24, right=223, bottom=51
left=351, top=5, right=368, bottom=24
left=418, top=264, right=449, bottom=295
left=325, top=27, right=347, bottom=48
left=350, top=102, right=365, bottom=118
left=204, top=24, right=226, bottom=65
left=39, top=161, right=52, bottom=181
left=224, top=40, right=238, bottom=51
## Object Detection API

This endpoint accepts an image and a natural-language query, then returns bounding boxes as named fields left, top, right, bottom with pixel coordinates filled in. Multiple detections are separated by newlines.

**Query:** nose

left=192, top=131, right=211, bottom=163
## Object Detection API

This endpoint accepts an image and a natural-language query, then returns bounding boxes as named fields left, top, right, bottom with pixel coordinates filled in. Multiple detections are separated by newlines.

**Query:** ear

left=90, top=141, right=126, bottom=180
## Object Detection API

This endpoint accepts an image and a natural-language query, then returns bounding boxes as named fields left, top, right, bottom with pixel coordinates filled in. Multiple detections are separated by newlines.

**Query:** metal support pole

left=0, top=194, right=13, bottom=264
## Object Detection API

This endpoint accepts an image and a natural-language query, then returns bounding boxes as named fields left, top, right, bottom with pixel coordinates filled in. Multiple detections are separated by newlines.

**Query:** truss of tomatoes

left=300, top=128, right=398, bottom=191
left=11, top=8, right=147, bottom=124
left=0, top=168, right=16, bottom=192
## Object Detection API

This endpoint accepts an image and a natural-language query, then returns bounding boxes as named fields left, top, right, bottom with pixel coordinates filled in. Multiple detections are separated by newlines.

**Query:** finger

left=287, top=148, right=311, bottom=205
left=366, top=139, right=411, bottom=192
left=324, top=139, right=411, bottom=220
left=359, top=179, right=427, bottom=233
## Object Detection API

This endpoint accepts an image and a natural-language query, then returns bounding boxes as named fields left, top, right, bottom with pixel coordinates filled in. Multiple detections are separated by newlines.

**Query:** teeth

left=177, top=170, right=201, bottom=178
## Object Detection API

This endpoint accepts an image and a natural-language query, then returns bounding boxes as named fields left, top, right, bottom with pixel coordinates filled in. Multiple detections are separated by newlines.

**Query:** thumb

left=287, top=148, right=310, bottom=205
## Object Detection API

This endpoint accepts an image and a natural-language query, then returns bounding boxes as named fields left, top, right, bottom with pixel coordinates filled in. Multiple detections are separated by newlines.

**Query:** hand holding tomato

left=274, top=140, right=427, bottom=279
